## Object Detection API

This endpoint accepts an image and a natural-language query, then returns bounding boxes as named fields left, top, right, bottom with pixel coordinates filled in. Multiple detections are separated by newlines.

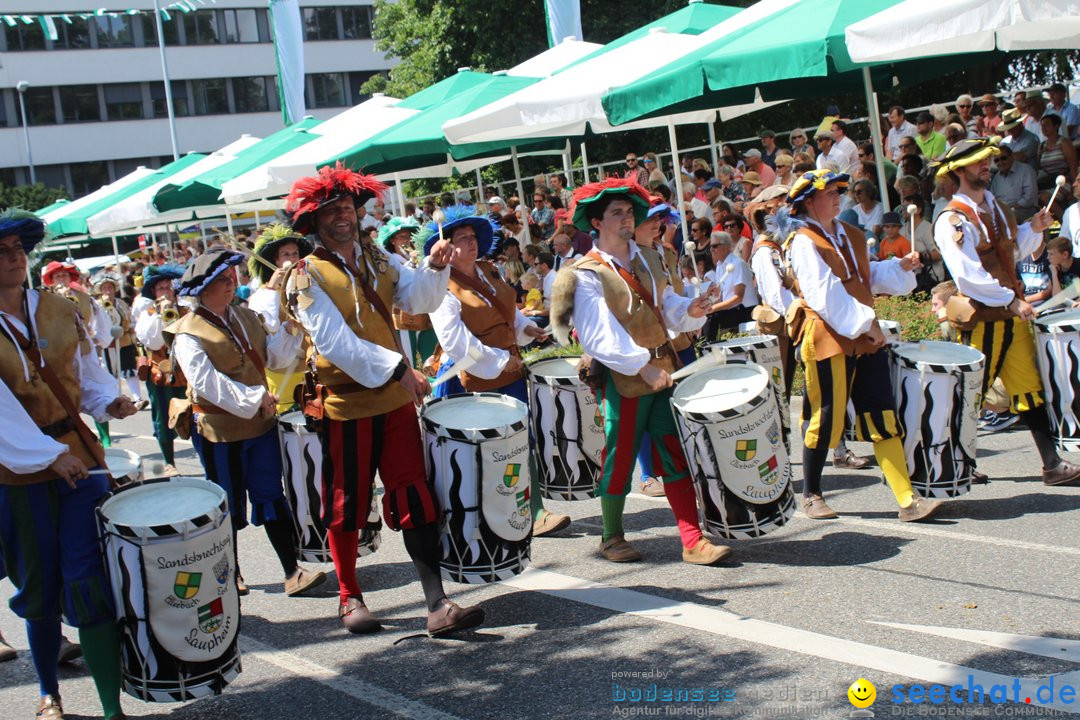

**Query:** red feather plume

left=285, top=161, right=388, bottom=220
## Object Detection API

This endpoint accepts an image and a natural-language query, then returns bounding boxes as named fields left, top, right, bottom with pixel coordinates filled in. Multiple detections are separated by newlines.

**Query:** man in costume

left=549, top=179, right=731, bottom=565
left=134, top=264, right=187, bottom=475
left=167, top=248, right=326, bottom=597
left=0, top=209, right=137, bottom=720
left=781, top=169, right=940, bottom=522
left=425, top=204, right=569, bottom=537
left=932, top=137, right=1080, bottom=486
left=284, top=164, right=484, bottom=636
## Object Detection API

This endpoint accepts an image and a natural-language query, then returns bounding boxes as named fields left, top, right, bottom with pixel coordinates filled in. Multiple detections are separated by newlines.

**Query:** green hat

left=569, top=178, right=651, bottom=232
left=377, top=216, right=422, bottom=253
left=250, top=223, right=312, bottom=284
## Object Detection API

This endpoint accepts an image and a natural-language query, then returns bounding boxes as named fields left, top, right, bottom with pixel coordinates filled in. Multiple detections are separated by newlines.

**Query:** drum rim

left=98, top=476, right=228, bottom=535
left=671, top=360, right=772, bottom=419
left=710, top=334, right=778, bottom=351
left=1034, top=308, right=1080, bottom=331
left=890, top=340, right=984, bottom=371
left=421, top=391, right=529, bottom=438
left=526, top=355, right=583, bottom=384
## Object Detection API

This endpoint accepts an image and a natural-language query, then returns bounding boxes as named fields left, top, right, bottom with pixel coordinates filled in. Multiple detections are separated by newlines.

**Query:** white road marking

left=240, top=636, right=470, bottom=720
left=501, top=568, right=1080, bottom=713
left=871, top=621, right=1080, bottom=663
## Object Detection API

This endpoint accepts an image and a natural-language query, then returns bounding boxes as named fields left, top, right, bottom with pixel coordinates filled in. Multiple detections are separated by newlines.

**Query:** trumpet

left=100, top=297, right=114, bottom=311
left=156, top=298, right=180, bottom=324
left=53, top=285, right=80, bottom=307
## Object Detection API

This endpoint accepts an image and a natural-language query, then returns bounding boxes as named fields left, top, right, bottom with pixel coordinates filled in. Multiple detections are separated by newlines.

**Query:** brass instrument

left=101, top=297, right=114, bottom=311
left=52, top=285, right=80, bottom=307
left=156, top=297, right=180, bottom=324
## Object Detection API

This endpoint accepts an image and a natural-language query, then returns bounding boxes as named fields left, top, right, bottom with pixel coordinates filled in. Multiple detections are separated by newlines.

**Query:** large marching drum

left=711, top=335, right=790, bottom=443
left=421, top=393, right=532, bottom=584
left=891, top=341, right=985, bottom=498
left=278, top=411, right=380, bottom=563
left=1034, top=309, right=1080, bottom=451
left=526, top=357, right=603, bottom=501
left=671, top=362, right=796, bottom=539
left=97, top=477, right=241, bottom=702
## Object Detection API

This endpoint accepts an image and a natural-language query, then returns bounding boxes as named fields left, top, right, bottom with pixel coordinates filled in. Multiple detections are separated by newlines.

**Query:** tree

left=0, top=182, right=70, bottom=212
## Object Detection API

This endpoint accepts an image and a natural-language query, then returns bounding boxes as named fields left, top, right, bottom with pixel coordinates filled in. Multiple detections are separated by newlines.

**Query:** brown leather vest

left=448, top=260, right=524, bottom=392
left=946, top=198, right=1021, bottom=322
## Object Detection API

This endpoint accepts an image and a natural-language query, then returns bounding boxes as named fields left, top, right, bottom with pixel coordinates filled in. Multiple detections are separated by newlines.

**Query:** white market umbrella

left=40, top=166, right=158, bottom=228
left=846, top=0, right=1080, bottom=63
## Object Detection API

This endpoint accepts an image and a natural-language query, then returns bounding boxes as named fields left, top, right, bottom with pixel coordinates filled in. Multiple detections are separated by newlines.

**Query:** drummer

left=134, top=264, right=188, bottom=475
left=931, top=137, right=1080, bottom=486
left=379, top=216, right=439, bottom=370
left=425, top=204, right=570, bottom=537
left=0, top=208, right=137, bottom=720
left=247, top=224, right=312, bottom=413
left=781, top=169, right=940, bottom=521
left=549, top=179, right=731, bottom=565
left=283, top=164, right=484, bottom=637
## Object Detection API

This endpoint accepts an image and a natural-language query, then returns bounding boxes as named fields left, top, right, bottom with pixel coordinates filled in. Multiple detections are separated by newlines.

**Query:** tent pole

left=111, top=235, right=121, bottom=271
left=166, top=224, right=174, bottom=260
left=511, top=146, right=533, bottom=245
left=225, top=212, right=235, bottom=240
left=580, top=142, right=591, bottom=184
left=862, top=67, right=890, bottom=213
left=254, top=210, right=261, bottom=227
left=475, top=167, right=485, bottom=204
left=668, top=120, right=691, bottom=260
left=394, top=173, right=407, bottom=218
left=707, top=121, right=720, bottom=174
left=562, top=151, right=573, bottom=187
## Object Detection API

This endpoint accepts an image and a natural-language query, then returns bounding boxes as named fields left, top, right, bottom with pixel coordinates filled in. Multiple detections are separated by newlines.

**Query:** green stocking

left=78, top=621, right=123, bottom=719
left=600, top=495, right=627, bottom=542
left=94, top=421, right=111, bottom=448
left=529, top=452, right=545, bottom=521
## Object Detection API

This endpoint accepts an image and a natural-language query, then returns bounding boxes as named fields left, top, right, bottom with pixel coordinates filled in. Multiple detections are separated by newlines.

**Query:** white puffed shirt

left=751, top=244, right=794, bottom=315
left=789, top=221, right=916, bottom=340
left=935, top=191, right=1041, bottom=308
left=289, top=241, right=449, bottom=389
left=172, top=305, right=303, bottom=420
left=429, top=265, right=539, bottom=380
left=572, top=243, right=706, bottom=377
left=1061, top=200, right=1080, bottom=257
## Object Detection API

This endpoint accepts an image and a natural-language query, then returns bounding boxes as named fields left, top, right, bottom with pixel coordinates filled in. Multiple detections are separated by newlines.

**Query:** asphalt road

left=2, top=399, right=1079, bottom=720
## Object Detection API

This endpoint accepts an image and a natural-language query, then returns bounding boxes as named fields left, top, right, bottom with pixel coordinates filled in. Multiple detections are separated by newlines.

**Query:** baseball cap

left=881, top=211, right=903, bottom=226
left=744, top=148, right=762, bottom=159
left=487, top=196, right=505, bottom=206
left=916, top=111, right=934, bottom=124
left=702, top=179, right=723, bottom=190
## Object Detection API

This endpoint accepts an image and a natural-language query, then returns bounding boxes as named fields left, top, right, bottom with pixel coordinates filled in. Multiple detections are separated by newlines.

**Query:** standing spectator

left=1000, top=108, right=1041, bottom=169
left=643, top=154, right=667, bottom=188
left=759, top=130, right=779, bottom=169
left=743, top=149, right=776, bottom=186
left=789, top=128, right=815, bottom=160
left=885, top=106, right=918, bottom=162
left=907, top=197, right=944, bottom=290
left=1061, top=175, right=1080, bottom=255
left=1038, top=113, right=1077, bottom=188
left=989, top=145, right=1038, bottom=219
left=549, top=173, right=573, bottom=209
left=976, top=94, right=1002, bottom=136
left=815, top=131, right=851, bottom=175
left=1046, top=82, right=1080, bottom=141
left=955, top=94, right=978, bottom=134
left=1023, top=92, right=1047, bottom=141
left=741, top=172, right=764, bottom=200
left=830, top=120, right=860, bottom=174
left=623, top=153, right=650, bottom=186
left=914, top=111, right=946, bottom=159
left=530, top=190, right=555, bottom=240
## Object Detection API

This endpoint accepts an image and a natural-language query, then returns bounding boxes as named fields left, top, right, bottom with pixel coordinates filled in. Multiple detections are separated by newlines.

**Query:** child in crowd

left=521, top=271, right=544, bottom=313
left=1046, top=236, right=1080, bottom=297
left=876, top=212, right=911, bottom=260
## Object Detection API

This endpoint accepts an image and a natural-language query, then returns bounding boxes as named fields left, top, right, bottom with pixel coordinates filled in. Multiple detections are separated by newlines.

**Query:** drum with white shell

left=97, top=477, right=241, bottom=702
left=670, top=361, right=795, bottom=539
left=421, top=393, right=532, bottom=584
left=1034, top=309, right=1080, bottom=451
left=711, top=335, right=790, bottom=443
left=105, top=448, right=142, bottom=484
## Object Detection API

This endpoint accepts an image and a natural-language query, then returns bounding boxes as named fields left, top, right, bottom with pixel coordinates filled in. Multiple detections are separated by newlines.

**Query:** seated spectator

left=929, top=103, right=949, bottom=133
left=907, top=197, right=944, bottom=290
left=884, top=105, right=917, bottom=162
left=741, top=171, right=764, bottom=199
left=551, top=232, right=580, bottom=270
left=759, top=129, right=779, bottom=169
left=989, top=145, right=1038, bottom=220
left=955, top=94, right=978, bottom=134
left=999, top=108, right=1041, bottom=169
left=1047, top=235, right=1080, bottom=295
left=716, top=167, right=748, bottom=208
left=774, top=152, right=795, bottom=186
left=815, top=130, right=852, bottom=175
left=722, top=145, right=744, bottom=172
left=914, top=111, right=946, bottom=159
left=976, top=94, right=1002, bottom=136
left=945, top=123, right=969, bottom=150
left=501, top=212, right=527, bottom=244
left=1046, top=82, right=1080, bottom=142
left=690, top=216, right=713, bottom=252
left=721, top=215, right=752, bottom=241
left=792, top=158, right=815, bottom=174
left=859, top=141, right=897, bottom=189
left=530, top=190, right=555, bottom=240
left=1023, top=92, right=1047, bottom=141
left=830, top=119, right=861, bottom=173
left=789, top=127, right=815, bottom=160
left=520, top=271, right=543, bottom=314
left=876, top=212, right=911, bottom=260
left=743, top=149, right=776, bottom=187
left=1017, top=241, right=1052, bottom=308
left=1038, top=113, right=1077, bottom=188
left=897, top=134, right=920, bottom=159
left=931, top=172, right=959, bottom=221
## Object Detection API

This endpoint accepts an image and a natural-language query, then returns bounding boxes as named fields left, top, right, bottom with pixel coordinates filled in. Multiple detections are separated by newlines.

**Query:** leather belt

left=191, top=403, right=226, bottom=415
left=647, top=345, right=671, bottom=360
left=39, top=417, right=76, bottom=439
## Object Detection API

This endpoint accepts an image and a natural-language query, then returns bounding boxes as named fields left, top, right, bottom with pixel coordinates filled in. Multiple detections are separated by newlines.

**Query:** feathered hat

left=414, top=204, right=499, bottom=257
left=787, top=168, right=849, bottom=207
left=928, top=136, right=1001, bottom=179
left=286, top=162, right=388, bottom=236
left=569, top=178, right=651, bottom=232
left=0, top=207, right=48, bottom=254
left=41, top=260, right=79, bottom=287
left=91, top=272, right=123, bottom=294
left=377, top=216, right=422, bottom=253
left=141, top=263, right=186, bottom=299
left=249, top=223, right=312, bottom=284
left=646, top=196, right=681, bottom=224
left=176, top=248, right=243, bottom=297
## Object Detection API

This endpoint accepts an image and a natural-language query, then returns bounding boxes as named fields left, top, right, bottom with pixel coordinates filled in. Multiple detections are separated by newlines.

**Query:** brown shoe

left=1043, top=460, right=1080, bottom=486
left=833, top=449, right=873, bottom=470
left=57, top=636, right=81, bottom=664
left=236, top=574, right=249, bottom=597
left=682, top=537, right=733, bottom=566
left=36, top=695, right=63, bottom=720
left=0, top=630, right=14, bottom=662
left=284, top=566, right=327, bottom=597
left=898, top=496, right=943, bottom=522
left=802, top=494, right=838, bottom=519
left=427, top=598, right=484, bottom=637
left=532, top=510, right=571, bottom=537
left=339, top=597, right=382, bottom=634
left=599, top=534, right=642, bottom=562
left=640, top=477, right=666, bottom=497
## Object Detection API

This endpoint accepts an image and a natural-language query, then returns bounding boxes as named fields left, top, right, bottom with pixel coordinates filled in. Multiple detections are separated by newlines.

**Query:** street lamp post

left=15, top=81, right=36, bottom=185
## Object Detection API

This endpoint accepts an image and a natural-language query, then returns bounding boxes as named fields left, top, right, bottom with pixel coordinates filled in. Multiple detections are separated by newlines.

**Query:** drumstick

left=683, top=241, right=701, bottom=282
left=429, top=346, right=485, bottom=389
left=906, top=204, right=917, bottom=246
left=433, top=208, right=446, bottom=245
left=1036, top=277, right=1080, bottom=316
left=670, top=347, right=727, bottom=382
left=228, top=236, right=279, bottom=274
left=1046, top=175, right=1067, bottom=213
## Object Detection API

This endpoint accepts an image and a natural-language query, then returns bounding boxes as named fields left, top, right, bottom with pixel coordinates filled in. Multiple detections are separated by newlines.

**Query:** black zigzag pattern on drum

left=680, top=389, right=767, bottom=424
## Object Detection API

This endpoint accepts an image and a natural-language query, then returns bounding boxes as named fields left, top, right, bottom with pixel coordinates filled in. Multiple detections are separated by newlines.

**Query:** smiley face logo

left=848, top=678, right=876, bottom=708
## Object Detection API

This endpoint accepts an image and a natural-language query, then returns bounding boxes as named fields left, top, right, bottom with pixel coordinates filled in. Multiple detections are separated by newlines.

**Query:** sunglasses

left=626, top=158, right=637, bottom=163
left=724, top=222, right=740, bottom=229
left=709, top=244, right=723, bottom=250
left=957, top=104, right=972, bottom=109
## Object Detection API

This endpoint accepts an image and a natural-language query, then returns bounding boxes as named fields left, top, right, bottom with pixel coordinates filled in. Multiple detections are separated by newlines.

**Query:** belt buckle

left=650, top=346, right=666, bottom=360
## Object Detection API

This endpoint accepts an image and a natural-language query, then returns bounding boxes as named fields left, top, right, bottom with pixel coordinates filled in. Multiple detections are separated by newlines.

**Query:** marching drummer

left=931, top=137, right=1080, bottom=486
left=781, top=169, right=940, bottom=522
left=0, top=209, right=137, bottom=720
left=134, top=264, right=188, bottom=475
left=424, top=204, right=570, bottom=537
left=549, top=179, right=732, bottom=565
left=165, top=248, right=326, bottom=598
left=283, top=164, right=484, bottom=637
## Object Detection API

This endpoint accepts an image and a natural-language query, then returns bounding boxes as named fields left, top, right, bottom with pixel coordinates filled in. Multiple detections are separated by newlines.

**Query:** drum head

left=673, top=362, right=769, bottom=415
left=713, top=335, right=776, bottom=352
left=1036, top=307, right=1080, bottom=332
left=101, top=477, right=226, bottom=530
left=105, top=448, right=141, bottom=479
left=893, top=340, right=983, bottom=368
left=528, top=356, right=580, bottom=379
left=423, top=394, right=527, bottom=432
left=280, top=410, right=307, bottom=426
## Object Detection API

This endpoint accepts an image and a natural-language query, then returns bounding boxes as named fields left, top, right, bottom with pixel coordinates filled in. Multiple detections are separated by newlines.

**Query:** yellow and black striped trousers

left=962, top=317, right=1044, bottom=414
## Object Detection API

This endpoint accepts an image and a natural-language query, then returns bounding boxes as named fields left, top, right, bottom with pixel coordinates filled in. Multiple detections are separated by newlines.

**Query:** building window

left=37, top=165, right=69, bottom=193
left=222, top=9, right=261, bottom=43
left=183, top=11, right=220, bottom=45
left=59, top=85, right=101, bottom=123
left=24, top=87, right=58, bottom=125
left=233, top=77, right=272, bottom=113
left=347, top=72, right=376, bottom=105
left=341, top=7, right=373, bottom=40
left=309, top=73, right=347, bottom=108
left=151, top=81, right=190, bottom=117
left=56, top=16, right=92, bottom=49
left=0, top=168, right=17, bottom=187
left=70, top=161, right=110, bottom=198
left=303, top=8, right=338, bottom=41
left=94, top=15, right=135, bottom=48
left=141, top=13, right=181, bottom=46
left=0, top=91, right=8, bottom=128
left=104, top=83, right=144, bottom=121
left=114, top=157, right=158, bottom=177
left=192, top=79, right=228, bottom=115
left=4, top=20, right=46, bottom=51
